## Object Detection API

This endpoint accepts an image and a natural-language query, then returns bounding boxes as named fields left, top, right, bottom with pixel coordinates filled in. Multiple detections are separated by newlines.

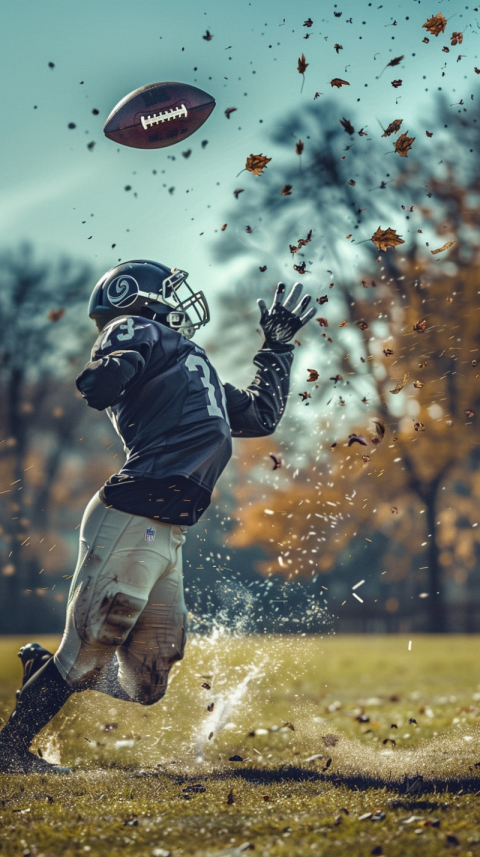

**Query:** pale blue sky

left=0, top=0, right=477, bottom=346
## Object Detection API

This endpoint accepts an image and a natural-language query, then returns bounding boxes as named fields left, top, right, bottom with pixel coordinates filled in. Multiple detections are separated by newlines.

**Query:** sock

left=0, top=657, right=73, bottom=749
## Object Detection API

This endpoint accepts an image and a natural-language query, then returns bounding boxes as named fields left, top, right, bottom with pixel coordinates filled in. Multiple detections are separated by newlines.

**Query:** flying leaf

left=304, top=18, right=313, bottom=27
left=451, top=31, right=463, bottom=45
left=259, top=265, right=267, bottom=272
left=297, top=229, right=313, bottom=247
left=225, top=107, right=237, bottom=119
left=316, top=317, right=328, bottom=327
left=426, top=130, right=433, bottom=137
left=294, top=261, right=308, bottom=274
left=414, top=421, right=426, bottom=432
left=299, top=391, right=312, bottom=401
left=245, top=225, right=253, bottom=233
left=431, top=240, right=456, bottom=255
left=307, top=369, right=319, bottom=382
left=391, top=79, right=403, bottom=88
left=221, top=223, right=227, bottom=231
left=357, top=321, right=368, bottom=330
left=182, top=149, right=192, bottom=158
left=422, top=12, right=447, bottom=36
left=340, top=117, right=355, bottom=135
left=296, top=139, right=304, bottom=155
left=269, top=453, right=282, bottom=469
left=317, top=295, right=328, bottom=305
left=371, top=226, right=405, bottom=252
left=394, top=131, right=415, bottom=157
left=413, top=380, right=424, bottom=388
left=378, top=55, right=405, bottom=78
left=203, top=29, right=213, bottom=40
left=48, top=308, right=65, bottom=322
left=390, top=372, right=409, bottom=394
left=383, top=348, right=394, bottom=356
left=348, top=434, right=368, bottom=446
left=233, top=188, right=244, bottom=198
left=290, top=229, right=313, bottom=253
left=387, top=54, right=404, bottom=67
left=330, top=78, right=350, bottom=88
left=413, top=319, right=427, bottom=333
left=314, top=92, right=323, bottom=99
left=281, top=185, right=293, bottom=196
left=334, top=43, right=343, bottom=53
left=298, top=53, right=308, bottom=92
left=381, top=119, right=403, bottom=137
left=244, top=153, right=272, bottom=176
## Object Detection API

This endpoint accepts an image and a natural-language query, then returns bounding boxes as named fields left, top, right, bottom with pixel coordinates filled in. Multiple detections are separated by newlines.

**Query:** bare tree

left=0, top=244, right=98, bottom=632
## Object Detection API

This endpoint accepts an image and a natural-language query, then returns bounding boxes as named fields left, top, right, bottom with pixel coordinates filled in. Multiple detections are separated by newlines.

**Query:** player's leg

left=0, top=493, right=156, bottom=772
left=54, top=494, right=167, bottom=690
left=115, top=525, right=188, bottom=705
left=0, top=491, right=109, bottom=773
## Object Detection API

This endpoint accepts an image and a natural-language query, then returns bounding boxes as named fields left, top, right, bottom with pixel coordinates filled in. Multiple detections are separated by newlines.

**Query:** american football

left=103, top=81, right=215, bottom=149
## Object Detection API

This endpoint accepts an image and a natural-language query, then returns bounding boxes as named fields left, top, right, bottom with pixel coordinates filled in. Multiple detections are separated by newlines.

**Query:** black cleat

left=16, top=643, right=53, bottom=698
left=0, top=736, right=70, bottom=774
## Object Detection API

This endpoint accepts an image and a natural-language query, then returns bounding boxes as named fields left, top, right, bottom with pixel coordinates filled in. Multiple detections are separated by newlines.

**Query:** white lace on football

left=141, top=104, right=188, bottom=130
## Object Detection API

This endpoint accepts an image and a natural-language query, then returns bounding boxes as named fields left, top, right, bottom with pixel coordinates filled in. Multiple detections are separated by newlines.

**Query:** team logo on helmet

left=145, top=527, right=156, bottom=543
left=107, top=275, right=139, bottom=307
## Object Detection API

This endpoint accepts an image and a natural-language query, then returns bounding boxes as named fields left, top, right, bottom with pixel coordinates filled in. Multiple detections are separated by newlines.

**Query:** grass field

left=0, top=634, right=479, bottom=856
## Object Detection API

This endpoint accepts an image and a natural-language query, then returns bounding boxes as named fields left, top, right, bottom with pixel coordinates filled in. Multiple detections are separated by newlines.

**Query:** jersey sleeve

left=75, top=316, right=155, bottom=411
left=224, top=342, right=294, bottom=437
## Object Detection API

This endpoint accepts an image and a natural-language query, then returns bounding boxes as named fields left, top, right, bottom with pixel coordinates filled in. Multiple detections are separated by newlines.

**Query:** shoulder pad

left=96, top=315, right=158, bottom=353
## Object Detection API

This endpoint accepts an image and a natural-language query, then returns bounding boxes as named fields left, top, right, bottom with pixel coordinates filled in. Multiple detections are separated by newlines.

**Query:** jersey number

left=185, top=354, right=229, bottom=421
left=101, top=317, right=135, bottom=349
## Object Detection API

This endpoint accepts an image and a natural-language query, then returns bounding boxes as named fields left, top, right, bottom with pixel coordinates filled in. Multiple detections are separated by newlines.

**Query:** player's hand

left=257, top=282, right=316, bottom=346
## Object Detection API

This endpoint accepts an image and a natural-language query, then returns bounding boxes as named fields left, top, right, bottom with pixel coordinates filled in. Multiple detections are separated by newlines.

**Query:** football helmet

left=87, top=260, right=209, bottom=339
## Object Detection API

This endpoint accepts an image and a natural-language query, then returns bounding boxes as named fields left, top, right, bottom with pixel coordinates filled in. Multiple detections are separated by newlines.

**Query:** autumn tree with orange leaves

left=213, top=95, right=480, bottom=633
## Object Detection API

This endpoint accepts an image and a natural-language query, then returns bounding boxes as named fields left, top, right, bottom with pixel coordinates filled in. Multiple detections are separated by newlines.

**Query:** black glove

left=258, top=282, right=316, bottom=346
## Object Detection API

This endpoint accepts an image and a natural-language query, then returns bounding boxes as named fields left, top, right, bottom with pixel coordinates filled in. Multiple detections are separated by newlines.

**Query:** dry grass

left=0, top=634, right=479, bottom=856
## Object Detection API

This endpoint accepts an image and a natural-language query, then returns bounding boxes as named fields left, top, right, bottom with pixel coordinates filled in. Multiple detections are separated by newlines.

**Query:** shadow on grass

left=128, top=764, right=480, bottom=796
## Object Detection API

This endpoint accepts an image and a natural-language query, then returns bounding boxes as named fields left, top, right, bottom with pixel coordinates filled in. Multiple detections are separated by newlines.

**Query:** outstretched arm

left=224, top=343, right=294, bottom=437
left=225, top=282, right=315, bottom=437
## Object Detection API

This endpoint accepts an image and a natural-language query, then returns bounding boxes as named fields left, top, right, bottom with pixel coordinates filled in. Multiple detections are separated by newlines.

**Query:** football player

left=0, top=260, right=315, bottom=773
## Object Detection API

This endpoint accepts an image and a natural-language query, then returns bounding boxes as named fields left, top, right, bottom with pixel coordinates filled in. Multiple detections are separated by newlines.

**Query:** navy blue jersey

left=76, top=315, right=294, bottom=524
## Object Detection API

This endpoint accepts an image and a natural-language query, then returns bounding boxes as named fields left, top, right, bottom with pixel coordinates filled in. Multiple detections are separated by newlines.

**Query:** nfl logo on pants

left=145, top=527, right=156, bottom=543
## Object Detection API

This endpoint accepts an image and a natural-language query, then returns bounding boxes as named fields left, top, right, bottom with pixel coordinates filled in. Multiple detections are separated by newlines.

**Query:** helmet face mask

left=88, top=261, right=210, bottom=338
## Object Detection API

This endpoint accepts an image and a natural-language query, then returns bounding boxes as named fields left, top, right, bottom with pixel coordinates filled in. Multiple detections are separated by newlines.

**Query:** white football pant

left=55, top=492, right=188, bottom=704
